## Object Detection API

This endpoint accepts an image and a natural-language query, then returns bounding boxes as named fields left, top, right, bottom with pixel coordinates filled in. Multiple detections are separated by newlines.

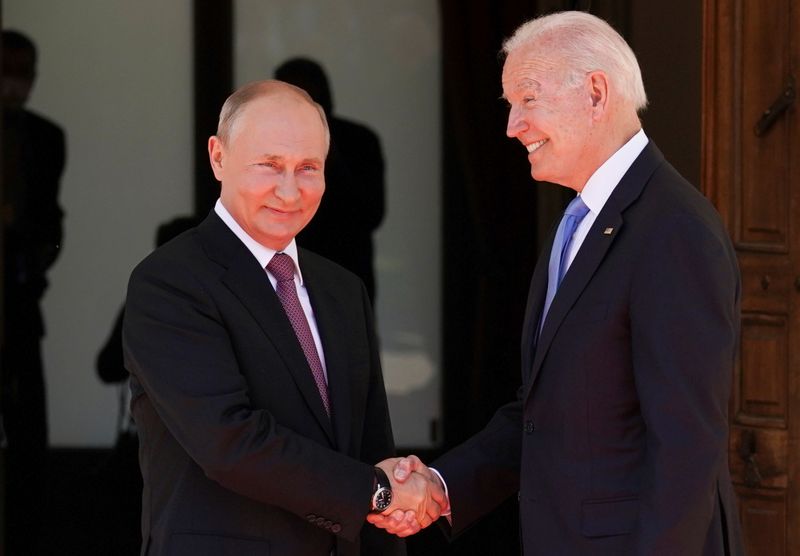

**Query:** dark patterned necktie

left=267, top=253, right=330, bottom=415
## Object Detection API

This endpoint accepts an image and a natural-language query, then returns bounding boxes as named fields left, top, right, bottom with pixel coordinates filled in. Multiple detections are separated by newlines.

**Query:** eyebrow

left=501, top=78, right=542, bottom=101
left=299, top=157, right=324, bottom=166
left=517, top=78, right=542, bottom=92
left=254, top=154, right=323, bottom=165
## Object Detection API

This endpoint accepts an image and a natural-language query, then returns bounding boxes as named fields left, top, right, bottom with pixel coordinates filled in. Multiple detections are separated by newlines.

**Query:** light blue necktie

left=540, top=195, right=590, bottom=329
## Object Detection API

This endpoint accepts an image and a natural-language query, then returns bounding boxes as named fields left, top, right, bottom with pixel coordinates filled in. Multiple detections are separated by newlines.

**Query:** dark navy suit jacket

left=435, top=142, right=745, bottom=555
left=123, top=212, right=404, bottom=556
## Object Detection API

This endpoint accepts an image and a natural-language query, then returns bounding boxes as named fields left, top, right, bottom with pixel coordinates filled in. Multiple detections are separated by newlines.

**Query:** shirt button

left=524, top=420, right=535, bottom=434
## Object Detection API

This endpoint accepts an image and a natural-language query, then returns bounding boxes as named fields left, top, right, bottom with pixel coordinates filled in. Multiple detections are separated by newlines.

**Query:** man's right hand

left=368, top=456, right=449, bottom=537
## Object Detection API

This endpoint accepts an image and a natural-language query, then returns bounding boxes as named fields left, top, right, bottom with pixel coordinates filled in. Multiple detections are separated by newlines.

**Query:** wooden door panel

left=738, top=312, right=788, bottom=422
left=737, top=487, right=787, bottom=555
left=704, top=0, right=798, bottom=553
left=740, top=264, right=795, bottom=314
left=737, top=0, right=792, bottom=250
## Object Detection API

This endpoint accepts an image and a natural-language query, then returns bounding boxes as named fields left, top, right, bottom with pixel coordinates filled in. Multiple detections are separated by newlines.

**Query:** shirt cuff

left=428, top=467, right=452, bottom=518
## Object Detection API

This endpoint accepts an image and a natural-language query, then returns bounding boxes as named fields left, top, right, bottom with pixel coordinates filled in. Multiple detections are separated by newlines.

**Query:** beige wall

left=6, top=1, right=193, bottom=446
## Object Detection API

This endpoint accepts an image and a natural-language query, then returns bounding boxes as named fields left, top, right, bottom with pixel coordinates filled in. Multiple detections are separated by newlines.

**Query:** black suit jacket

left=123, top=212, right=404, bottom=556
left=435, top=142, right=745, bottom=555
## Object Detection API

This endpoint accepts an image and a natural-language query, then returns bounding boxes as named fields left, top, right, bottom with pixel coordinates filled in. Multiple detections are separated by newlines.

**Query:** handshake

left=367, top=456, right=450, bottom=537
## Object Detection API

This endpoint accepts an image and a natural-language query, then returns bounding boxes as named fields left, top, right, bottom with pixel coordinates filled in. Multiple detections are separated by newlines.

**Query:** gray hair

left=503, top=11, right=647, bottom=112
left=216, top=79, right=330, bottom=150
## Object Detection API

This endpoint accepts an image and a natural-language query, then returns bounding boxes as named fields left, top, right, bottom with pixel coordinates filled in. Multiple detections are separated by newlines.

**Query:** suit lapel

left=520, top=227, right=554, bottom=379
left=526, top=212, right=624, bottom=394
left=197, top=214, right=336, bottom=444
left=524, top=142, right=666, bottom=400
left=301, top=255, right=353, bottom=456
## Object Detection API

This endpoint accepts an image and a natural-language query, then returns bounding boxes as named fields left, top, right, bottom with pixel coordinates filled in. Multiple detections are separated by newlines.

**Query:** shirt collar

left=214, top=199, right=305, bottom=285
left=579, top=129, right=649, bottom=214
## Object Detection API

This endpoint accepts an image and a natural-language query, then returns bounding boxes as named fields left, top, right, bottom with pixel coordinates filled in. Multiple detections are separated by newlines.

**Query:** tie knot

left=267, top=253, right=295, bottom=282
left=565, top=195, right=590, bottom=219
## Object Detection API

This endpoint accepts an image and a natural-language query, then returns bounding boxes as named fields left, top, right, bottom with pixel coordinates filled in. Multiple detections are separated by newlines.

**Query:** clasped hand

left=367, top=456, right=447, bottom=537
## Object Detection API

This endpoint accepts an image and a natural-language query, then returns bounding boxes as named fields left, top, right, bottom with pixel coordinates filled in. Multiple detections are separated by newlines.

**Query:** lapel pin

left=603, top=227, right=614, bottom=235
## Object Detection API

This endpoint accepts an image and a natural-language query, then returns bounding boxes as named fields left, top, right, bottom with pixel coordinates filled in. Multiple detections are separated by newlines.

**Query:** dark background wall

left=632, top=0, right=702, bottom=186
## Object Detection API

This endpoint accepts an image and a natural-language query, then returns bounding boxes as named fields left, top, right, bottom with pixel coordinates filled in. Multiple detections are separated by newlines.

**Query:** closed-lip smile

left=266, top=206, right=296, bottom=216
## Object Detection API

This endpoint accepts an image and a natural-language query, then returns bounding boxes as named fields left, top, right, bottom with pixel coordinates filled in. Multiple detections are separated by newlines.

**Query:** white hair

left=503, top=11, right=647, bottom=112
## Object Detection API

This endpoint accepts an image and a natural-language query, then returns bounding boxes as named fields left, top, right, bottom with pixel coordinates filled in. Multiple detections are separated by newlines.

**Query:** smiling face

left=209, top=91, right=327, bottom=250
left=502, top=44, right=601, bottom=191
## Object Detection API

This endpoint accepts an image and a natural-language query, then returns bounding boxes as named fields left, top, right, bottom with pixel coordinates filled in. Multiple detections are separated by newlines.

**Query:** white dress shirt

left=564, top=129, right=648, bottom=272
left=214, top=199, right=328, bottom=381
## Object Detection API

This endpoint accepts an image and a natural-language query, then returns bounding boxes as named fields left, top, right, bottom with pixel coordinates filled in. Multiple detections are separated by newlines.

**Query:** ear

left=208, top=136, right=225, bottom=181
left=587, top=71, right=609, bottom=117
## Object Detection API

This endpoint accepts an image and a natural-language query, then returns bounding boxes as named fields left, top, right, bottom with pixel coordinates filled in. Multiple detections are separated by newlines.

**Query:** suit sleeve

left=432, top=390, right=522, bottom=536
left=629, top=212, right=738, bottom=553
left=356, top=283, right=407, bottom=555
left=123, top=257, right=375, bottom=543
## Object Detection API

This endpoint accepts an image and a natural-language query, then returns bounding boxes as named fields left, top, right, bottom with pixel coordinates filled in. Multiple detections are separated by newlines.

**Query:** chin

left=531, top=169, right=548, bottom=182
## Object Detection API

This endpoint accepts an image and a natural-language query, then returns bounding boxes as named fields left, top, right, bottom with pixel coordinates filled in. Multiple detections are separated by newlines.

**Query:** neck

left=571, top=120, right=641, bottom=192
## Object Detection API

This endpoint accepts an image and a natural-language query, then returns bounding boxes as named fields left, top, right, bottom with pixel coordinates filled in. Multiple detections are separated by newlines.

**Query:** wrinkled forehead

left=501, top=44, right=564, bottom=96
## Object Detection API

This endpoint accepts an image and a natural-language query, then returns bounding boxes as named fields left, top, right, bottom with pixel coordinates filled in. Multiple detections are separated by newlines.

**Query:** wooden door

left=702, top=0, right=800, bottom=554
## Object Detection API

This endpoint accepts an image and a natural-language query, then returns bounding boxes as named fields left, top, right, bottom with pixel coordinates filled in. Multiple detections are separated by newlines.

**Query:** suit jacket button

left=331, top=523, right=342, bottom=534
left=324, top=520, right=333, bottom=529
left=524, top=420, right=535, bottom=434
left=315, top=517, right=326, bottom=526
left=306, top=514, right=317, bottom=521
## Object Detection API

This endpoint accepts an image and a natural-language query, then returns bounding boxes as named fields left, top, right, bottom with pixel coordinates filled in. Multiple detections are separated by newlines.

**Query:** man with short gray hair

left=371, top=11, right=744, bottom=555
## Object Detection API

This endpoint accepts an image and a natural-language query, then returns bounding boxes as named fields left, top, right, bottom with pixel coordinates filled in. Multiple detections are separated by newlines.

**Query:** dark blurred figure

left=274, top=58, right=385, bottom=305
left=1, top=29, right=65, bottom=554
left=94, top=215, right=201, bottom=555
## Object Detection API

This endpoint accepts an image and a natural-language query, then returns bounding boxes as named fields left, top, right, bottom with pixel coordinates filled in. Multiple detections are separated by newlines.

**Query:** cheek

left=553, top=113, right=585, bottom=148
left=239, top=175, right=278, bottom=199
left=300, top=180, right=325, bottom=203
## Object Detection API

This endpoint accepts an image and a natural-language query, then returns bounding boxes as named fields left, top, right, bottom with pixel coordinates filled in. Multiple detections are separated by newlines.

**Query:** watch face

left=373, top=488, right=392, bottom=511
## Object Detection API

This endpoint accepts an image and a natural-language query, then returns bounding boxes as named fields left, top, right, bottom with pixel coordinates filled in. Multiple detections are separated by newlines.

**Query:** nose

left=274, top=173, right=301, bottom=203
left=506, top=105, right=527, bottom=138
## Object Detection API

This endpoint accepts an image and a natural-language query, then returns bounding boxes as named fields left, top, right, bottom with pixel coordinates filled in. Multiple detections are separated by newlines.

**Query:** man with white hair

left=370, top=11, right=744, bottom=555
